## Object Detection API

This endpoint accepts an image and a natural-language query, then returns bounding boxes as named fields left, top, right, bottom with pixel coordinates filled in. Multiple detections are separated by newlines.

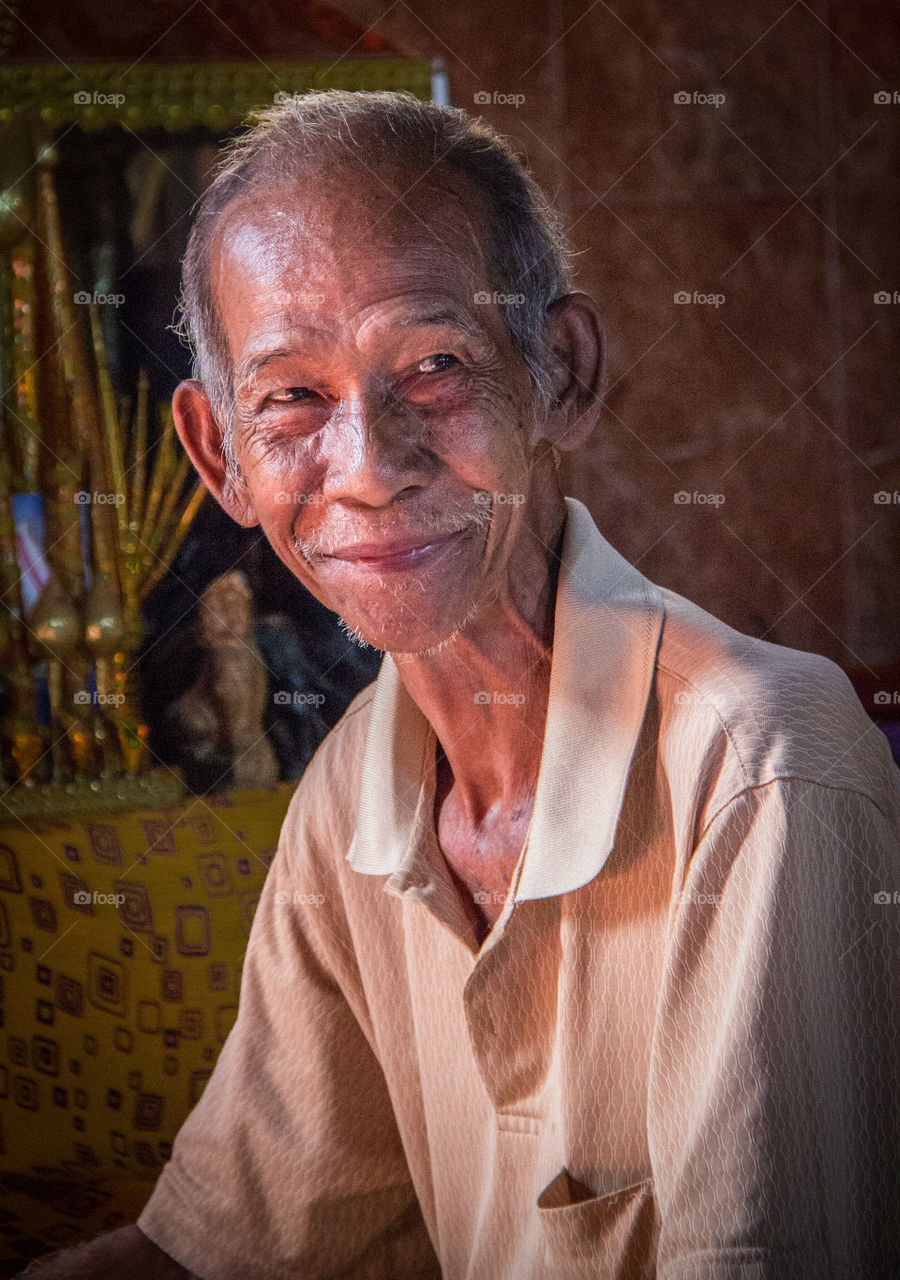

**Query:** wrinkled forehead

left=209, top=167, right=492, bottom=336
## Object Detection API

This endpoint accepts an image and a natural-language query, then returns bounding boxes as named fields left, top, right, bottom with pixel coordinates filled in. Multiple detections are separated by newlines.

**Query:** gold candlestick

left=29, top=570, right=82, bottom=783
left=8, top=236, right=41, bottom=491
left=83, top=570, right=126, bottom=777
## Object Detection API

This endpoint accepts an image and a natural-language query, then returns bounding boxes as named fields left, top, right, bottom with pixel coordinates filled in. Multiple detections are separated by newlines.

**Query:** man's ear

left=171, top=380, right=258, bottom=527
left=531, top=292, right=606, bottom=452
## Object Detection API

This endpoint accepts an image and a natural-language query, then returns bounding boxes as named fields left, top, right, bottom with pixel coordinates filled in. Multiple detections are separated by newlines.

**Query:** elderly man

left=29, top=91, right=898, bottom=1280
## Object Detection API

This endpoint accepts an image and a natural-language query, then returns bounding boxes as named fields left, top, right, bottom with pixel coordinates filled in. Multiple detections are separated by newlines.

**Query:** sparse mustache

left=292, top=497, right=491, bottom=561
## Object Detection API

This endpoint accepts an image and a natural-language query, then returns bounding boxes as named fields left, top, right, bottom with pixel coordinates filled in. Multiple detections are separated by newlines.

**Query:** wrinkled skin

left=174, top=163, right=605, bottom=939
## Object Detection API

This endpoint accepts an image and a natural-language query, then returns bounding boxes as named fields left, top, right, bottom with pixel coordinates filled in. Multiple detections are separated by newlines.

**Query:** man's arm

left=650, top=775, right=899, bottom=1280
left=132, top=782, right=440, bottom=1280
left=17, top=1225, right=198, bottom=1279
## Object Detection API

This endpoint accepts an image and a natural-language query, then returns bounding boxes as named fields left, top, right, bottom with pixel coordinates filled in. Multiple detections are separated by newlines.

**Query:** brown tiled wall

left=335, top=0, right=900, bottom=667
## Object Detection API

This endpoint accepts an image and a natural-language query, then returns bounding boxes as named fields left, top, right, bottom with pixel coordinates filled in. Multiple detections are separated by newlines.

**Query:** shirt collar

left=345, top=497, right=665, bottom=901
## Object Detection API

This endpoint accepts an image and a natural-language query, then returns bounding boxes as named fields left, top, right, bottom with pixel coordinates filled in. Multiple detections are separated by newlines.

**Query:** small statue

left=166, top=571, right=279, bottom=792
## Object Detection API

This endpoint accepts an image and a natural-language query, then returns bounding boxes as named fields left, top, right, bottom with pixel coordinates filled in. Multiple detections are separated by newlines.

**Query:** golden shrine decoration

left=0, top=140, right=198, bottom=816
left=0, top=57, right=431, bottom=818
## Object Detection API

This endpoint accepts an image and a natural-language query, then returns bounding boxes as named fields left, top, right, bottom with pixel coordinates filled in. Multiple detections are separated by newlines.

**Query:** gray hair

left=173, top=90, right=575, bottom=473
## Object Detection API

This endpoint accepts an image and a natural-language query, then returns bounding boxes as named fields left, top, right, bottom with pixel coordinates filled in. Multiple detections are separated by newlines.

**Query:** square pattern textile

left=0, top=783, right=295, bottom=1275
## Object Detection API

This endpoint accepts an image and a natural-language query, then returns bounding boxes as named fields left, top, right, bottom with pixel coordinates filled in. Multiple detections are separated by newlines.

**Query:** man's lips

left=318, top=526, right=472, bottom=573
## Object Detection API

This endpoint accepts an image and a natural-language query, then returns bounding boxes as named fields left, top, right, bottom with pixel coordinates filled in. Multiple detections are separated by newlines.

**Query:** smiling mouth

left=318, top=526, right=474, bottom=574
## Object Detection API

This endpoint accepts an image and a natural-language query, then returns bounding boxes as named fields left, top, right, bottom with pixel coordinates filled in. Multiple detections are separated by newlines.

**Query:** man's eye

left=267, top=387, right=318, bottom=404
left=416, top=354, right=459, bottom=374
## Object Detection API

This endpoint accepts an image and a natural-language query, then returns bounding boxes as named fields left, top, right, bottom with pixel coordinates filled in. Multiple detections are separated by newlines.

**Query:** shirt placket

left=461, top=894, right=561, bottom=1112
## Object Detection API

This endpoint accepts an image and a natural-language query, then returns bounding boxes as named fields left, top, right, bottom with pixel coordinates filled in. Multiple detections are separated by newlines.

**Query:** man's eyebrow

left=234, top=349, right=296, bottom=386
left=396, top=308, right=487, bottom=341
left=235, top=323, right=333, bottom=387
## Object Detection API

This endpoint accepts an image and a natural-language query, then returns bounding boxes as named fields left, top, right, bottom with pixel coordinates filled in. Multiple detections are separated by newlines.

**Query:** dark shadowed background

left=4, top=0, right=899, bottom=733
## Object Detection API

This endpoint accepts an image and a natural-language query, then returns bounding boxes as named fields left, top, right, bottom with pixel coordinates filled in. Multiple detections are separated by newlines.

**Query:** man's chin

left=336, top=600, right=480, bottom=658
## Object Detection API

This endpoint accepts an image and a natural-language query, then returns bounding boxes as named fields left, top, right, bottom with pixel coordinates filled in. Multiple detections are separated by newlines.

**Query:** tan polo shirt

left=139, top=498, right=899, bottom=1280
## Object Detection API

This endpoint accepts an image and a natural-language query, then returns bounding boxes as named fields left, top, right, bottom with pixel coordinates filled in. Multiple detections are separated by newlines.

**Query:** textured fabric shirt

left=139, top=498, right=900, bottom=1280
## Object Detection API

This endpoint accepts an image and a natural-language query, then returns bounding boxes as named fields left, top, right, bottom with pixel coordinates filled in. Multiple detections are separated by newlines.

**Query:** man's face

left=211, top=168, right=547, bottom=653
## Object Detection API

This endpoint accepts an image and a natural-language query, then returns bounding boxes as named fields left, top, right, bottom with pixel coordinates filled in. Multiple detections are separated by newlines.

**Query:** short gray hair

left=174, top=90, right=575, bottom=471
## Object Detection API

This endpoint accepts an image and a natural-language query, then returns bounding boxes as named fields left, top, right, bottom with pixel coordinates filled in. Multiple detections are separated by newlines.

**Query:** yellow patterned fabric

left=0, top=783, right=294, bottom=1275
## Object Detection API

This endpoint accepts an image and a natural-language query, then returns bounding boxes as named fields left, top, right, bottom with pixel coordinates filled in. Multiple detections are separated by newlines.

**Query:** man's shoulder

left=653, top=584, right=897, bottom=810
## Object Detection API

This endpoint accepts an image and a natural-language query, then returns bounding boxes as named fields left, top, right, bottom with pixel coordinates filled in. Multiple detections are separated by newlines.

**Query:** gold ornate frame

left=0, top=58, right=432, bottom=130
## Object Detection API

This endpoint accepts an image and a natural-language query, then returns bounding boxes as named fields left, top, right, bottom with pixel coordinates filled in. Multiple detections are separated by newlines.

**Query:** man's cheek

left=455, top=434, right=533, bottom=502
left=239, top=421, right=314, bottom=477
left=241, top=446, right=319, bottom=512
left=436, top=409, right=525, bottom=480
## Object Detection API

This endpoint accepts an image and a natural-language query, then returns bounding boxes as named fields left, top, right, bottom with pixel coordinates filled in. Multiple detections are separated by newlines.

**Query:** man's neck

left=392, top=500, right=566, bottom=825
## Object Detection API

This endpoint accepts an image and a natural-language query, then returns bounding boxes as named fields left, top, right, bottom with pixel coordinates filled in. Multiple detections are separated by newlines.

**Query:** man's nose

left=321, top=392, right=434, bottom=508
